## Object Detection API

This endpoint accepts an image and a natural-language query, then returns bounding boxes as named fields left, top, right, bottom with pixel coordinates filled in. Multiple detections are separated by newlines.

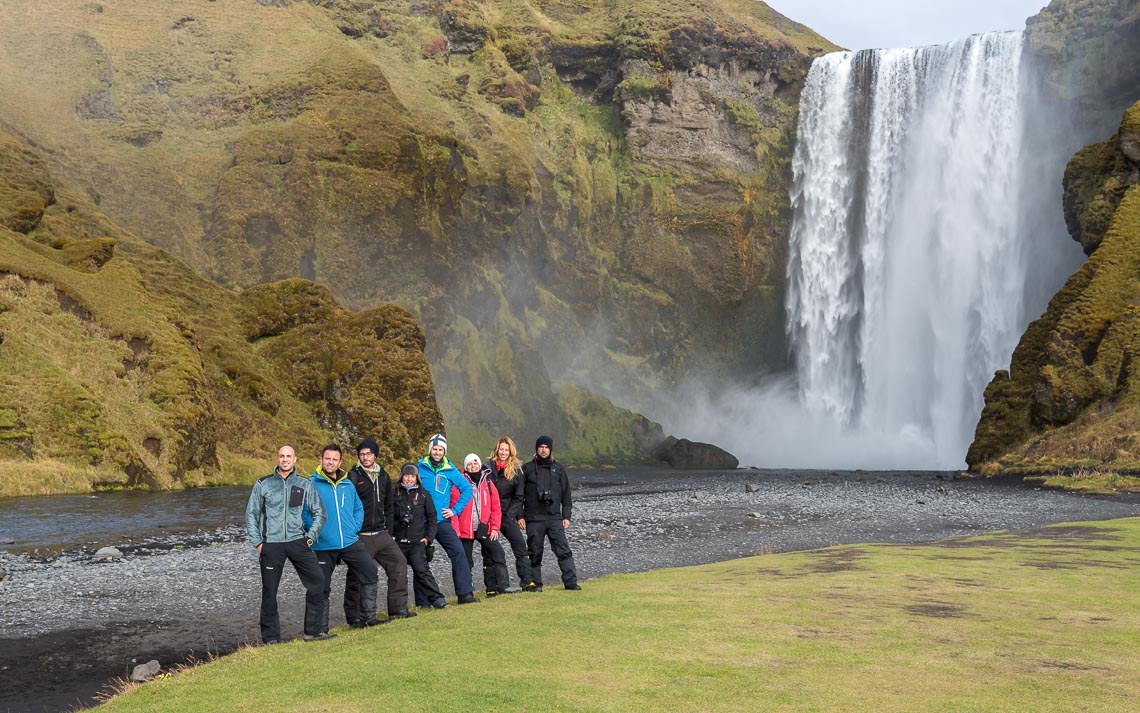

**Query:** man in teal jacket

left=309, top=444, right=381, bottom=635
left=245, top=445, right=327, bottom=644
left=416, top=434, right=478, bottom=605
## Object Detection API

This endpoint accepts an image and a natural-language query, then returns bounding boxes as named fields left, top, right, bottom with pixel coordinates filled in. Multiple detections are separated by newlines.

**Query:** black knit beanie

left=357, top=438, right=380, bottom=456
left=535, top=435, right=554, bottom=452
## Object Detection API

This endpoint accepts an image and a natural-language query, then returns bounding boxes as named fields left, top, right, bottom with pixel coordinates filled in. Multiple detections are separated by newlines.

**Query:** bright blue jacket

left=309, top=468, right=363, bottom=551
left=417, top=456, right=472, bottom=522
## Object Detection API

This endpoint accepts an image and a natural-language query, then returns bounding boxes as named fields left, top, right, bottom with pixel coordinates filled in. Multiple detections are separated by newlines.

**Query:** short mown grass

left=100, top=518, right=1140, bottom=712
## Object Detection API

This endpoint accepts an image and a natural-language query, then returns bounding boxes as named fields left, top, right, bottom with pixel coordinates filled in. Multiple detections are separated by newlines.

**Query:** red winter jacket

left=450, top=466, right=502, bottom=538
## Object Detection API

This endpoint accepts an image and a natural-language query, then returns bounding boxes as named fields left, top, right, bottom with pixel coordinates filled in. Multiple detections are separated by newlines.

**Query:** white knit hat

left=463, top=453, right=481, bottom=469
left=428, top=434, right=447, bottom=453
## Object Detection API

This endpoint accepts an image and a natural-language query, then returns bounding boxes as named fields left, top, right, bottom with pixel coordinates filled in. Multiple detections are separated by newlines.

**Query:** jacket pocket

left=289, top=485, right=305, bottom=507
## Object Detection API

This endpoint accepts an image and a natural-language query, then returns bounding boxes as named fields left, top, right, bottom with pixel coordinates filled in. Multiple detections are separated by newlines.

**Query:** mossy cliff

left=1026, top=0, right=1140, bottom=133
left=967, top=101, right=1140, bottom=473
left=0, top=131, right=441, bottom=496
left=0, top=1, right=837, bottom=458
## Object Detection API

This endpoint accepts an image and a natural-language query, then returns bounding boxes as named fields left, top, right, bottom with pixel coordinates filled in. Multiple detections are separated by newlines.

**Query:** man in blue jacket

left=244, top=445, right=327, bottom=644
left=416, top=434, right=479, bottom=605
left=309, top=444, right=381, bottom=636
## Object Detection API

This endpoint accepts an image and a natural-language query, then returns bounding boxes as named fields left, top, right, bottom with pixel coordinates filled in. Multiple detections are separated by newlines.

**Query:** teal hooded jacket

left=309, top=467, right=364, bottom=551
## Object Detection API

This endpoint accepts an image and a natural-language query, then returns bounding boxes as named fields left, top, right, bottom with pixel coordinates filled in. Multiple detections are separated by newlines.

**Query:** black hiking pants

left=460, top=535, right=509, bottom=593
left=398, top=540, right=444, bottom=606
left=526, top=519, right=578, bottom=587
left=315, top=541, right=378, bottom=631
left=499, top=516, right=532, bottom=587
left=345, top=531, right=409, bottom=620
left=258, top=538, right=325, bottom=642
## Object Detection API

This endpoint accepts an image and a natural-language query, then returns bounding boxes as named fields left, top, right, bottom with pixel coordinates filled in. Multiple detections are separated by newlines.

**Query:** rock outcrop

left=0, top=131, right=441, bottom=496
left=653, top=436, right=739, bottom=469
left=0, top=1, right=838, bottom=462
left=968, top=101, right=1140, bottom=473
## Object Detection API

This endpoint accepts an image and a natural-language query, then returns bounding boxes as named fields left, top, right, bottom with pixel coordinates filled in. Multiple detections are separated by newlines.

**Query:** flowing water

left=784, top=32, right=1082, bottom=468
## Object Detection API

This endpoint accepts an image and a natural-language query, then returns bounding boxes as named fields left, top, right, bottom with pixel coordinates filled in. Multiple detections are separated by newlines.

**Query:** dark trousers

left=315, top=541, right=378, bottom=631
left=526, top=519, right=578, bottom=587
left=460, top=535, right=509, bottom=593
left=499, top=516, right=532, bottom=587
left=398, top=540, right=444, bottom=606
left=258, top=539, right=325, bottom=642
left=412, top=519, right=472, bottom=605
left=345, top=531, right=409, bottom=619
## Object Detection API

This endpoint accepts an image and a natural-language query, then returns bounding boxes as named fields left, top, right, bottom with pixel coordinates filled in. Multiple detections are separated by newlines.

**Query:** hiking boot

left=457, top=593, right=481, bottom=604
left=302, top=632, right=337, bottom=642
left=388, top=610, right=417, bottom=619
left=523, top=582, right=542, bottom=592
left=565, top=583, right=582, bottom=591
left=485, top=590, right=499, bottom=598
left=502, top=586, right=521, bottom=594
left=430, top=599, right=448, bottom=609
left=262, top=639, right=280, bottom=645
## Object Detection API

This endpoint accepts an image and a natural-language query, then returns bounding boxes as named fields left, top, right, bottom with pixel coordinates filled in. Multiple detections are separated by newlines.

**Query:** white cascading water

left=787, top=32, right=1042, bottom=468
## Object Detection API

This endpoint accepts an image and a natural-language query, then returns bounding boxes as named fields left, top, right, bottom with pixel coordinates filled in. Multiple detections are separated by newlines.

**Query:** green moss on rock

left=968, top=101, right=1140, bottom=473
left=0, top=131, right=443, bottom=496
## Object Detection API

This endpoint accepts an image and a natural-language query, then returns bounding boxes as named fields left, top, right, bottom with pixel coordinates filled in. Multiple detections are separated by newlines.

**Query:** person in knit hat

left=415, top=434, right=479, bottom=604
left=344, top=438, right=414, bottom=626
left=392, top=463, right=447, bottom=609
left=455, top=454, right=509, bottom=597
left=518, top=435, right=580, bottom=591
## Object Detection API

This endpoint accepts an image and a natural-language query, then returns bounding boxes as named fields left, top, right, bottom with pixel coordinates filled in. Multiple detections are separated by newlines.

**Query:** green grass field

left=100, top=517, right=1140, bottom=712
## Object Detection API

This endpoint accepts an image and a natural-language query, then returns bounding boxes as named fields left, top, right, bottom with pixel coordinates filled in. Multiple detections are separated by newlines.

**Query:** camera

left=540, top=490, right=553, bottom=505
left=398, top=504, right=413, bottom=527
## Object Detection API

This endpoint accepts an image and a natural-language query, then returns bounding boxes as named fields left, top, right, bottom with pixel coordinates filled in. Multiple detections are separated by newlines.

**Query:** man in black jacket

left=344, top=438, right=414, bottom=625
left=518, top=435, right=580, bottom=591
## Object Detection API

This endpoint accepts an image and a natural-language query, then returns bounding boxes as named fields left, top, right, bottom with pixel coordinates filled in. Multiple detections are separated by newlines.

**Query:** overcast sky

left=765, top=1, right=1050, bottom=51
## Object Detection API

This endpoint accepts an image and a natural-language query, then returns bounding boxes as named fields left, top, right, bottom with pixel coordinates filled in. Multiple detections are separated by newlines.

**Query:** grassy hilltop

left=0, top=130, right=441, bottom=496
left=0, top=0, right=838, bottom=459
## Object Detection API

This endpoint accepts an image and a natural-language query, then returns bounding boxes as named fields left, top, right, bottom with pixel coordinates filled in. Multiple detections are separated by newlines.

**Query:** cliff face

left=0, top=130, right=442, bottom=496
left=0, top=1, right=837, bottom=458
left=1026, top=0, right=1140, bottom=131
left=967, top=101, right=1140, bottom=472
left=966, top=0, right=1140, bottom=473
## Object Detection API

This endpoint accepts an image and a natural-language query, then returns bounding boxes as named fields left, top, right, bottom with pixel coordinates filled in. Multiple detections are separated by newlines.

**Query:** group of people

left=244, top=433, right=580, bottom=643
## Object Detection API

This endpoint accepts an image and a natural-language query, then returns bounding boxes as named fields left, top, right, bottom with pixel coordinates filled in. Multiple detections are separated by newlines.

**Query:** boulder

left=129, top=660, right=161, bottom=682
left=93, top=546, right=123, bottom=562
left=653, top=436, right=739, bottom=470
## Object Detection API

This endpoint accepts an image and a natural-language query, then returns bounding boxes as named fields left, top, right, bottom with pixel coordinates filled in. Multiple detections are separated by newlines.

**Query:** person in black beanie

left=517, top=435, right=580, bottom=591
left=344, top=438, right=414, bottom=625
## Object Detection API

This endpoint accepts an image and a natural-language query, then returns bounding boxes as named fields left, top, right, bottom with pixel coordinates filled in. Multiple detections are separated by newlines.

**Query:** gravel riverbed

left=2, top=469, right=1138, bottom=712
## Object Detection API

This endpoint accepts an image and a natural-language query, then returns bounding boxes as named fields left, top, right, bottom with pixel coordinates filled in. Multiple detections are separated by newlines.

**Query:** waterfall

left=786, top=32, right=1075, bottom=468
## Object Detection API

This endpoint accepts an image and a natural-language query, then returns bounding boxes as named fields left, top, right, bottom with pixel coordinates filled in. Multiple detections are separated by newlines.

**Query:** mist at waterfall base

left=654, top=32, right=1085, bottom=471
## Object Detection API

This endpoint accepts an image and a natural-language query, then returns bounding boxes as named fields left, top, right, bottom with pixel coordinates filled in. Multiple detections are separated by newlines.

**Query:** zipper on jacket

left=281, top=477, right=288, bottom=541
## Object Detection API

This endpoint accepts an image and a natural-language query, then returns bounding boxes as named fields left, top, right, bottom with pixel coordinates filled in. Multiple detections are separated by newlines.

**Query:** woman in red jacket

left=454, top=454, right=510, bottom=597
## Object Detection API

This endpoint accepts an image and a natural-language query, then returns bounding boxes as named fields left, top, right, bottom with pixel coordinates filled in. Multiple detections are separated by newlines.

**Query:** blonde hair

left=488, top=436, right=522, bottom=480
